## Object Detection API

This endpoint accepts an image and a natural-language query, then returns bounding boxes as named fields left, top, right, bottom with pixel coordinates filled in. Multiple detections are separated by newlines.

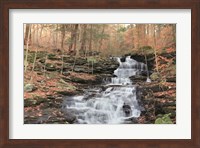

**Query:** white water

left=63, top=56, right=148, bottom=124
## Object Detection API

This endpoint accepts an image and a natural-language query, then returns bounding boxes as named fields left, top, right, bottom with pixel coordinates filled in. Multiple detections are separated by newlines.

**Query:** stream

left=62, top=56, right=148, bottom=124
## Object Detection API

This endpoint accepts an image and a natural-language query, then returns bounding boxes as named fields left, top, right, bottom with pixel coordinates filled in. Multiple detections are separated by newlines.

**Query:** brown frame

left=0, top=0, right=200, bottom=148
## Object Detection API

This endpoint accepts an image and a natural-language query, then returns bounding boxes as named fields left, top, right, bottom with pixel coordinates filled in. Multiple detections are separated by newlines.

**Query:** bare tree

left=24, top=24, right=32, bottom=72
left=24, top=24, right=31, bottom=45
left=153, top=25, right=159, bottom=73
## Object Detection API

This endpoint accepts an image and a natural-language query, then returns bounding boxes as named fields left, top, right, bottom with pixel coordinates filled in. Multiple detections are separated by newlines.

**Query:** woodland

left=24, top=24, right=176, bottom=124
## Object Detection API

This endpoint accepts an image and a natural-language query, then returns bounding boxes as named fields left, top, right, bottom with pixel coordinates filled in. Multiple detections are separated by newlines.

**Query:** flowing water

left=62, top=56, right=148, bottom=124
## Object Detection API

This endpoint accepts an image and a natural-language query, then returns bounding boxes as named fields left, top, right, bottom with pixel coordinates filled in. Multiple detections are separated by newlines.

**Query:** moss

left=150, top=72, right=160, bottom=81
left=24, top=98, right=37, bottom=107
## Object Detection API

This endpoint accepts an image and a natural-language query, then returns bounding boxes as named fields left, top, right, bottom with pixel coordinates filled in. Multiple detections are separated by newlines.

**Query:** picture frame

left=0, top=0, right=200, bottom=147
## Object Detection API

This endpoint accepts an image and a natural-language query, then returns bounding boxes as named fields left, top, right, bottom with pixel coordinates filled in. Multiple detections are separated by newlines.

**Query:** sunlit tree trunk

left=61, top=24, right=66, bottom=50
left=73, top=24, right=79, bottom=52
left=89, top=24, right=93, bottom=51
left=153, top=25, right=159, bottom=73
left=24, top=24, right=31, bottom=72
left=80, top=24, right=87, bottom=54
left=24, top=24, right=31, bottom=45
left=98, top=25, right=105, bottom=52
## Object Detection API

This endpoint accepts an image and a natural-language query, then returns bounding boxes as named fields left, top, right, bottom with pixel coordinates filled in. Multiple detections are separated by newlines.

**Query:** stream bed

left=62, top=56, right=148, bottom=124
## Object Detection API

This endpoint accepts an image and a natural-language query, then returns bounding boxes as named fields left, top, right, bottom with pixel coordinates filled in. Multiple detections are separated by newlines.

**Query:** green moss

left=150, top=72, right=160, bottom=81
left=155, top=113, right=173, bottom=124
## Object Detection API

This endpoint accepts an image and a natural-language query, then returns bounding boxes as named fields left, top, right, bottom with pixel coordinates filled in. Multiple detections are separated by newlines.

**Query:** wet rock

left=62, top=99, right=75, bottom=107
left=124, top=117, right=138, bottom=124
left=122, top=103, right=132, bottom=117
left=62, top=111, right=77, bottom=124
left=130, top=75, right=147, bottom=82
left=46, top=63, right=57, bottom=71
left=24, top=84, right=37, bottom=92
left=83, top=93, right=96, bottom=100
left=120, top=56, right=126, bottom=62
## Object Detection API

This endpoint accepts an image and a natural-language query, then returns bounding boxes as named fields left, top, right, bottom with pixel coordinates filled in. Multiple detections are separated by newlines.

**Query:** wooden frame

left=0, top=0, right=199, bottom=147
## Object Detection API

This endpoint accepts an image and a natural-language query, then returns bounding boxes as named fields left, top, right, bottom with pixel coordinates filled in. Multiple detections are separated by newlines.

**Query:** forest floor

left=24, top=46, right=176, bottom=124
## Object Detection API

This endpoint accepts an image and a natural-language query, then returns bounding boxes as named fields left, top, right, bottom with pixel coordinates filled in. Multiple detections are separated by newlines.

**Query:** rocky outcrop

left=137, top=81, right=176, bottom=123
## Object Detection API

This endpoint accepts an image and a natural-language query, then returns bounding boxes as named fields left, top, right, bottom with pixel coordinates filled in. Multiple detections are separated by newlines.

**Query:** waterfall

left=62, top=56, right=148, bottom=124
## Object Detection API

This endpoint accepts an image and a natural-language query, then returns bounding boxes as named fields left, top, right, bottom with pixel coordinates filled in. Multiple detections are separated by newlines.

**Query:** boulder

left=122, top=103, right=132, bottom=117
left=150, top=72, right=160, bottom=81
left=62, top=111, right=77, bottom=124
left=24, top=84, right=37, bottom=92
left=46, top=63, right=57, bottom=71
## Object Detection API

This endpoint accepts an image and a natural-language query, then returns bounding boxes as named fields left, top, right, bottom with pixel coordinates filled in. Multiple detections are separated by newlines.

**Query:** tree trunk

left=36, top=24, right=39, bottom=46
left=89, top=24, right=93, bottom=51
left=73, top=24, right=79, bottom=52
left=98, top=25, right=105, bottom=52
left=80, top=24, right=87, bottom=53
left=24, top=24, right=32, bottom=72
left=61, top=24, right=66, bottom=50
left=24, top=24, right=31, bottom=45
left=136, top=24, right=140, bottom=48
left=68, top=25, right=74, bottom=51
left=172, top=24, right=176, bottom=42
left=69, top=24, right=78, bottom=54
left=55, top=24, right=59, bottom=48
left=153, top=25, right=159, bottom=73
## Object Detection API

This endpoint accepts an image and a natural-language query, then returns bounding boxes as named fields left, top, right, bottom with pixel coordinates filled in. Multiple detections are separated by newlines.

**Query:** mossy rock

left=24, top=84, right=37, bottom=92
left=150, top=72, right=160, bottom=81
left=24, top=98, right=37, bottom=107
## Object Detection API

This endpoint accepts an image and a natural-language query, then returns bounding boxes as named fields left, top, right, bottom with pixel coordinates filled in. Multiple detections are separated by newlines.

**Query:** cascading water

left=62, top=56, right=147, bottom=124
